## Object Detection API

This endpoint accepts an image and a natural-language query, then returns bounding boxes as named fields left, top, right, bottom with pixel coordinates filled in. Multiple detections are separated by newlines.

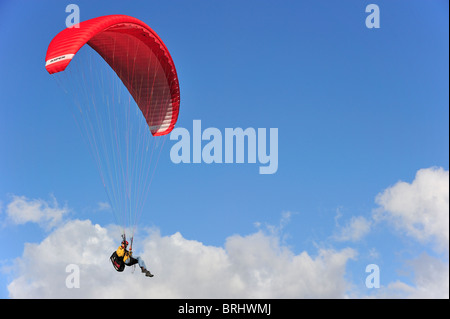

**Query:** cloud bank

left=6, top=218, right=356, bottom=298
left=4, top=167, right=449, bottom=298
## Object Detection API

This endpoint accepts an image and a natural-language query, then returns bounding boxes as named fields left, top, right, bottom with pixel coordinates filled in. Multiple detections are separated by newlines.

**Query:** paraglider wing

left=45, top=14, right=180, bottom=136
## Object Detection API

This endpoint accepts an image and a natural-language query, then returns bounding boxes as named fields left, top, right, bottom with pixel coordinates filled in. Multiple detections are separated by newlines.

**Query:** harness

left=110, top=234, right=134, bottom=272
left=110, top=251, right=125, bottom=272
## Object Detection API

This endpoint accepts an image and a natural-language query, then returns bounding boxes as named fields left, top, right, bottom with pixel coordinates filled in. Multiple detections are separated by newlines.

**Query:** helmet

left=122, top=240, right=129, bottom=247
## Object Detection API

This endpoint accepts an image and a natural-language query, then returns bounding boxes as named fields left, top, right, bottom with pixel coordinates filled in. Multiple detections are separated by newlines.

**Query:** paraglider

left=111, top=236, right=153, bottom=277
left=45, top=15, right=180, bottom=275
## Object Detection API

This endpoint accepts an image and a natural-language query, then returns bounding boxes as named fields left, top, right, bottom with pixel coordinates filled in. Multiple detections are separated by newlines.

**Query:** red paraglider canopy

left=45, top=15, right=180, bottom=136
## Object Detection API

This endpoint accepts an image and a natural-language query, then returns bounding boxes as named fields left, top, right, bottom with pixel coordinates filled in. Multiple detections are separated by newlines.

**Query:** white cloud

left=6, top=195, right=68, bottom=231
left=374, top=167, right=449, bottom=252
left=95, top=201, right=111, bottom=212
left=334, top=216, right=372, bottom=242
left=223, top=232, right=356, bottom=298
left=377, top=253, right=449, bottom=299
left=405, top=253, right=449, bottom=298
left=333, top=167, right=449, bottom=247
left=6, top=218, right=357, bottom=298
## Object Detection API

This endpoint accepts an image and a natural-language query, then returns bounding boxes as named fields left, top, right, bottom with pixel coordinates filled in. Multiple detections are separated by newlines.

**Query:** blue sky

left=0, top=0, right=448, bottom=298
